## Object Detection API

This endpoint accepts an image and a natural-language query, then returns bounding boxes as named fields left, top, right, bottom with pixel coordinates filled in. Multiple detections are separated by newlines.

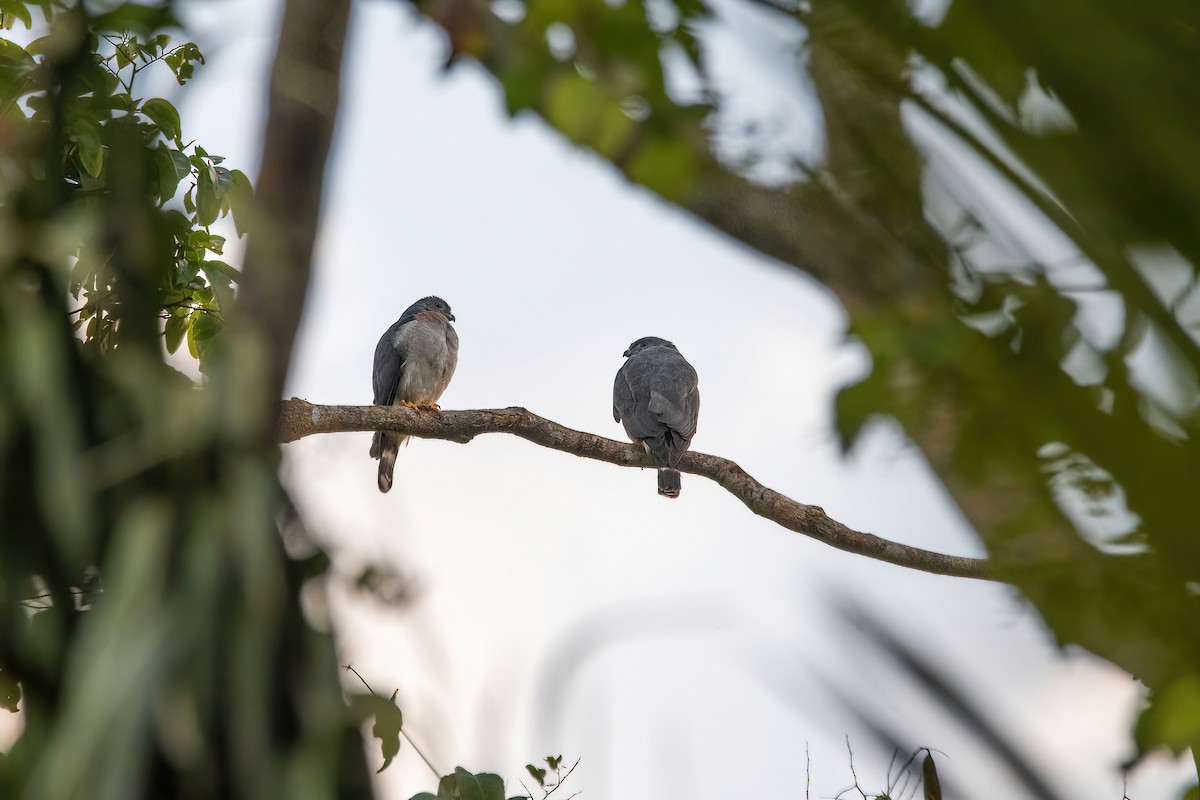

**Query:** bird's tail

left=657, top=468, right=682, bottom=498
left=371, top=431, right=408, bottom=493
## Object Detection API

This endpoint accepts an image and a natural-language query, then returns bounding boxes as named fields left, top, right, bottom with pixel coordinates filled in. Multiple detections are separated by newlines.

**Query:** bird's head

left=408, top=295, right=455, bottom=322
left=623, top=336, right=676, bottom=358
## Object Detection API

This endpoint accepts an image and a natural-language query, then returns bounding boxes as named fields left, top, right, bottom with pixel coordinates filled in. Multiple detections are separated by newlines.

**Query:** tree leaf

left=92, top=3, right=178, bottom=35
left=0, top=3, right=33, bottom=30
left=833, top=368, right=886, bottom=453
left=167, top=148, right=191, bottom=181
left=195, top=164, right=219, bottom=227
left=228, top=169, right=254, bottom=237
left=923, top=752, right=941, bottom=800
left=141, top=97, right=181, bottom=142
left=202, top=261, right=236, bottom=312
left=185, top=311, right=200, bottom=359
left=164, top=310, right=187, bottom=354
left=450, top=767, right=483, bottom=800
left=524, top=764, right=546, bottom=787
left=68, top=112, right=104, bottom=178
left=212, top=165, right=233, bottom=199
left=1135, top=673, right=1200, bottom=755
left=474, top=772, right=505, bottom=800
left=151, top=145, right=182, bottom=203
left=349, top=689, right=404, bottom=773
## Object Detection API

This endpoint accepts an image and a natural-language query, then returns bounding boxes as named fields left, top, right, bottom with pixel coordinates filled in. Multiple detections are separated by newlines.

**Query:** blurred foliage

left=407, top=756, right=574, bottom=800
left=1, top=0, right=248, bottom=370
left=405, top=0, right=1200, bottom=784
left=0, top=1, right=367, bottom=798
left=409, top=767, right=520, bottom=800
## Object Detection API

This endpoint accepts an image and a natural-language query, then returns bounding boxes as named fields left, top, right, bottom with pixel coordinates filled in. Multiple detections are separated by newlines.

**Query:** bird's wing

left=616, top=359, right=668, bottom=440
left=613, top=366, right=633, bottom=423
left=647, top=353, right=700, bottom=439
left=373, top=317, right=413, bottom=406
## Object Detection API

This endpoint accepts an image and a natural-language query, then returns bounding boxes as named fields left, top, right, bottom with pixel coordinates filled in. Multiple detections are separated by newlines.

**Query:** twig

left=543, top=758, right=580, bottom=799
left=278, top=399, right=994, bottom=581
left=845, top=736, right=867, bottom=800
left=806, top=742, right=811, bottom=800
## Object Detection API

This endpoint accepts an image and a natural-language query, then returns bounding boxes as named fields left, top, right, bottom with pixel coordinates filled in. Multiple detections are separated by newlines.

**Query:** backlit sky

left=48, top=0, right=1200, bottom=797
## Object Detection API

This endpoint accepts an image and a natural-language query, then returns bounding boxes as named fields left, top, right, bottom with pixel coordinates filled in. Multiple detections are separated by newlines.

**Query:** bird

left=369, top=296, right=459, bottom=493
left=613, top=336, right=700, bottom=497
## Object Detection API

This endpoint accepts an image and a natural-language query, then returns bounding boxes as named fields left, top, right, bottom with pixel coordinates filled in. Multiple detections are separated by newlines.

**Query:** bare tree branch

left=279, top=399, right=993, bottom=581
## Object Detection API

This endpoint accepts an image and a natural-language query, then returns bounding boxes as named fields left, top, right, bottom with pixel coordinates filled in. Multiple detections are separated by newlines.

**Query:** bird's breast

left=395, top=320, right=458, bottom=405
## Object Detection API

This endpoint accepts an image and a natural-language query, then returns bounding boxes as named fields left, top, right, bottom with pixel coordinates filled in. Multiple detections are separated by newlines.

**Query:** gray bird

left=613, top=336, right=700, bottom=497
left=370, top=296, right=459, bottom=493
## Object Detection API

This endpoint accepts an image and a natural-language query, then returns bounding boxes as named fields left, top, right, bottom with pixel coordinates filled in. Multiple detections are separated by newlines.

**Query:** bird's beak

left=448, top=312, right=456, bottom=322
left=622, top=349, right=631, bottom=357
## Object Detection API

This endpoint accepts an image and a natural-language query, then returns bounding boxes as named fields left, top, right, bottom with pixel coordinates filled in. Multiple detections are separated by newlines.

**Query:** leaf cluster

left=409, top=767, right=525, bottom=800
left=1, top=1, right=251, bottom=370
left=1, top=2, right=368, bottom=798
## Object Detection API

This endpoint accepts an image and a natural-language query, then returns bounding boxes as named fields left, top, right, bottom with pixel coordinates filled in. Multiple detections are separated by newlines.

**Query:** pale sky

left=11, top=0, right=1197, bottom=797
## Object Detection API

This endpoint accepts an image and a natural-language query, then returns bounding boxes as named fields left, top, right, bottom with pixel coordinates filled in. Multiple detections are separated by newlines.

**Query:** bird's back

left=615, top=346, right=699, bottom=440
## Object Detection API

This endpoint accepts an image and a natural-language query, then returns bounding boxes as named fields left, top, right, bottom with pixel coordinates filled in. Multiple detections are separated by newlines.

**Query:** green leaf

left=164, top=310, right=187, bottom=354
left=212, top=166, right=233, bottom=199
left=408, top=794, right=440, bottom=800
left=175, top=258, right=200, bottom=286
left=1135, top=673, right=1200, bottom=755
left=350, top=689, right=404, bottom=773
left=833, top=368, right=885, bottom=453
left=0, top=2, right=33, bottom=29
left=228, top=169, right=254, bottom=237
left=195, top=165, right=219, bottom=227
left=92, top=3, right=178, bottom=35
left=141, top=98, right=181, bottom=142
left=525, top=764, right=546, bottom=787
left=23, top=34, right=55, bottom=56
left=202, top=261, right=236, bottom=311
left=448, top=768, right=483, bottom=800
left=185, top=311, right=200, bottom=359
left=474, top=773, right=505, bottom=800
left=151, top=145, right=183, bottom=203
left=108, top=92, right=135, bottom=113
left=168, top=148, right=191, bottom=181
left=68, top=112, right=104, bottom=178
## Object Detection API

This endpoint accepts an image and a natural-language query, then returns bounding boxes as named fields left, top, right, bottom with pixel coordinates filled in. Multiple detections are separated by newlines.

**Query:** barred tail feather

left=657, top=468, right=681, bottom=498
left=372, top=431, right=408, bottom=493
